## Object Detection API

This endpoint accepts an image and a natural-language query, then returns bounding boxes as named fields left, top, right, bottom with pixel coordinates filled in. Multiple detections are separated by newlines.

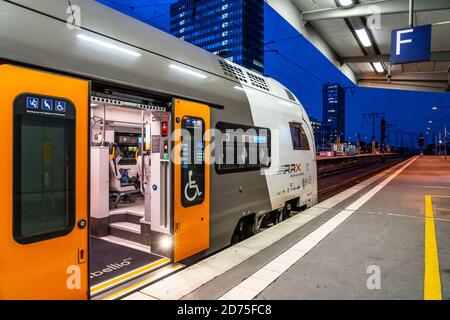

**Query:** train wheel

left=231, top=232, right=240, bottom=245
left=273, top=210, right=283, bottom=225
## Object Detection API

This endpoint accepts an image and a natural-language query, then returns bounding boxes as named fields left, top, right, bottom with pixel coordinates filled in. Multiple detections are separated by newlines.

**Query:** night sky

left=97, top=0, right=450, bottom=147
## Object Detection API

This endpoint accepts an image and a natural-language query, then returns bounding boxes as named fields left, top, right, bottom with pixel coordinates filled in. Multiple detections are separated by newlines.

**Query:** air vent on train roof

left=218, top=59, right=248, bottom=83
left=247, top=72, right=270, bottom=92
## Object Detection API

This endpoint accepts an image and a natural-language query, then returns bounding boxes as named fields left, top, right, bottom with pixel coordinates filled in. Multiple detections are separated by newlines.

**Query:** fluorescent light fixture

left=234, top=86, right=246, bottom=91
left=427, top=127, right=431, bottom=130
left=355, top=28, right=372, bottom=47
left=169, top=64, right=207, bottom=79
left=337, top=0, right=354, bottom=6
left=432, top=106, right=438, bottom=110
left=77, top=34, right=141, bottom=57
left=429, top=120, right=433, bottom=124
left=373, top=62, right=384, bottom=73
left=433, top=21, right=450, bottom=26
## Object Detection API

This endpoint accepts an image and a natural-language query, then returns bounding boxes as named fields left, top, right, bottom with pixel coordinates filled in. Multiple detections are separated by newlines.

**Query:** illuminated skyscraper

left=322, top=83, right=346, bottom=143
left=170, top=0, right=264, bottom=73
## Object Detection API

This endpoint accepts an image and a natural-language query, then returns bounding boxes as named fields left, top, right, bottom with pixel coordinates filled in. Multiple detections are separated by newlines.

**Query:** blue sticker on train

left=42, top=99, right=53, bottom=111
left=26, top=97, right=39, bottom=110
left=55, top=101, right=66, bottom=113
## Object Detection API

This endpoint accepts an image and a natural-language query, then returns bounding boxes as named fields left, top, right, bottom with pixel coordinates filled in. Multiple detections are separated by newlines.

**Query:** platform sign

left=391, top=25, right=432, bottom=64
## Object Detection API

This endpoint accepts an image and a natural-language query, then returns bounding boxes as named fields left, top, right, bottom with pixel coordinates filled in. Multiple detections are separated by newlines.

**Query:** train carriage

left=0, top=0, right=317, bottom=299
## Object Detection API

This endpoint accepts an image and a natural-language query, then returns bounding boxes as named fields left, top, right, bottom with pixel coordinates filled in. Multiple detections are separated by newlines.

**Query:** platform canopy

left=266, top=0, right=450, bottom=92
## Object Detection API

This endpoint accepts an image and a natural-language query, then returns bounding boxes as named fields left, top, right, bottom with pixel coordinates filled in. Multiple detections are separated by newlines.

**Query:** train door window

left=215, top=122, right=271, bottom=174
left=181, top=116, right=205, bottom=207
left=13, top=94, right=76, bottom=244
left=289, top=122, right=310, bottom=151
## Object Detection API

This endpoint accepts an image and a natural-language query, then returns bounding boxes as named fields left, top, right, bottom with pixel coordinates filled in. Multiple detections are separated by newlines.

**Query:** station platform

left=119, top=156, right=450, bottom=300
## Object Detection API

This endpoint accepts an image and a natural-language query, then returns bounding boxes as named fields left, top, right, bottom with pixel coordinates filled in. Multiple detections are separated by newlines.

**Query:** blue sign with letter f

left=391, top=24, right=432, bottom=64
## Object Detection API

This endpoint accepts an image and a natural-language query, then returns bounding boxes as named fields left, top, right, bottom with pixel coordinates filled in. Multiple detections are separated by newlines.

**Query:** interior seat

left=109, top=143, right=139, bottom=207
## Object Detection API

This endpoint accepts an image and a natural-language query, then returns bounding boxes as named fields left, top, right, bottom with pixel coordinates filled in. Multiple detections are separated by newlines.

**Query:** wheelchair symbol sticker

left=26, top=97, right=39, bottom=110
left=184, top=170, right=202, bottom=202
left=55, top=101, right=66, bottom=113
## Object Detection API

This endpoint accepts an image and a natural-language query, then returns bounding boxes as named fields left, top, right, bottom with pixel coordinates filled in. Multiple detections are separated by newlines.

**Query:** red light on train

left=162, top=121, right=168, bottom=137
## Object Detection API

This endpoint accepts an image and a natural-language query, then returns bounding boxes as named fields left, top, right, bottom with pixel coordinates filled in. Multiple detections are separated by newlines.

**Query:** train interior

left=89, top=89, right=173, bottom=295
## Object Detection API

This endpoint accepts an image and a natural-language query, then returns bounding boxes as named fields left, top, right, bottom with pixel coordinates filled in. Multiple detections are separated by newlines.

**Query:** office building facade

left=322, top=83, right=345, bottom=144
left=170, top=0, right=264, bottom=73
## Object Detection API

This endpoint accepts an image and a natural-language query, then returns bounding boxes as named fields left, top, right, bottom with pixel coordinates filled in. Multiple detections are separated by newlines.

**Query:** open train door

left=173, top=99, right=210, bottom=262
left=0, top=65, right=89, bottom=300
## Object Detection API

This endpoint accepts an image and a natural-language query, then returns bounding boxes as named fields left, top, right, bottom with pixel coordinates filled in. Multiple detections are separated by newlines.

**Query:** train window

left=115, top=132, right=141, bottom=165
left=13, top=94, right=76, bottom=244
left=289, top=122, right=310, bottom=151
left=181, top=116, right=205, bottom=207
left=215, top=122, right=271, bottom=174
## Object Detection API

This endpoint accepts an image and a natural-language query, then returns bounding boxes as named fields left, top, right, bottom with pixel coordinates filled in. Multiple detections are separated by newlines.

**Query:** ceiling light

left=169, top=64, right=207, bottom=79
left=432, top=106, right=438, bottom=110
left=433, top=21, right=450, bottom=26
left=355, top=28, right=372, bottom=47
left=77, top=34, right=141, bottom=57
left=337, top=0, right=354, bottom=7
left=373, top=62, right=384, bottom=73
left=428, top=120, right=433, bottom=124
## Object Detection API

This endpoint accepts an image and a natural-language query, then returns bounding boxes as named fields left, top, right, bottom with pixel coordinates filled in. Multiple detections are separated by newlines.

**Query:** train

left=0, top=0, right=317, bottom=299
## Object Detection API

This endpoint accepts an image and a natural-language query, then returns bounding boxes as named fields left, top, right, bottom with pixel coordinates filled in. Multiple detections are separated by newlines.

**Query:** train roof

left=3, top=0, right=300, bottom=105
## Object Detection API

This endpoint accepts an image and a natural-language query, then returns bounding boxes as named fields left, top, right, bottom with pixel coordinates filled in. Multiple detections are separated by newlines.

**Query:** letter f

left=396, top=29, right=413, bottom=56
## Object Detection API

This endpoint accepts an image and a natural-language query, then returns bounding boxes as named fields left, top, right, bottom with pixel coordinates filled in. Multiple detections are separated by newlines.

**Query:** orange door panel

left=173, top=99, right=210, bottom=262
left=0, top=65, right=89, bottom=300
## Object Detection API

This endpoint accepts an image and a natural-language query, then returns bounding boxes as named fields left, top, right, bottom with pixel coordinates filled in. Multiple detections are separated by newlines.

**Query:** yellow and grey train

left=0, top=0, right=317, bottom=299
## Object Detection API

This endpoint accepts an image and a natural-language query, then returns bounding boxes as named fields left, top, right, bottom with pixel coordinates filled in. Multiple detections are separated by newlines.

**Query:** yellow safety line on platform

left=91, top=257, right=171, bottom=296
left=424, top=195, right=442, bottom=300
left=103, top=264, right=184, bottom=300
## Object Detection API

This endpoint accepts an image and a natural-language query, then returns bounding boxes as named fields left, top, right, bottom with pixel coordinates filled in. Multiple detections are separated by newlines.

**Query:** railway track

left=318, top=154, right=410, bottom=202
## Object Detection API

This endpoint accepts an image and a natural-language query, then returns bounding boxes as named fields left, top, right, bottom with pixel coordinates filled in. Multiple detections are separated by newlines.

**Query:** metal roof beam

left=301, top=0, right=450, bottom=23
left=359, top=71, right=449, bottom=82
left=341, top=51, right=450, bottom=64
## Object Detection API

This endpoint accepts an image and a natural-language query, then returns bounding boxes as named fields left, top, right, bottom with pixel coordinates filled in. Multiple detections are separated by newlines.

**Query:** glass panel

left=13, top=94, right=76, bottom=244
left=215, top=122, right=271, bottom=174
left=289, top=122, right=310, bottom=151
left=181, top=116, right=205, bottom=207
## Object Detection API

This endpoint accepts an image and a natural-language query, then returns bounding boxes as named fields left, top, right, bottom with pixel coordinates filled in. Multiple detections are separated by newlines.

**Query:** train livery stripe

left=90, top=257, right=171, bottom=296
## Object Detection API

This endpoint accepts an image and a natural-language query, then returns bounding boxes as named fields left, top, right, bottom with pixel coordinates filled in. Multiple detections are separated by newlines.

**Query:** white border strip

left=219, top=157, right=418, bottom=300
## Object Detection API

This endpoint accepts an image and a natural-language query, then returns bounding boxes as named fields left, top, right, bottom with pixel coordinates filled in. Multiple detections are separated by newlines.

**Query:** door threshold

left=90, top=257, right=171, bottom=297
left=93, top=263, right=185, bottom=300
